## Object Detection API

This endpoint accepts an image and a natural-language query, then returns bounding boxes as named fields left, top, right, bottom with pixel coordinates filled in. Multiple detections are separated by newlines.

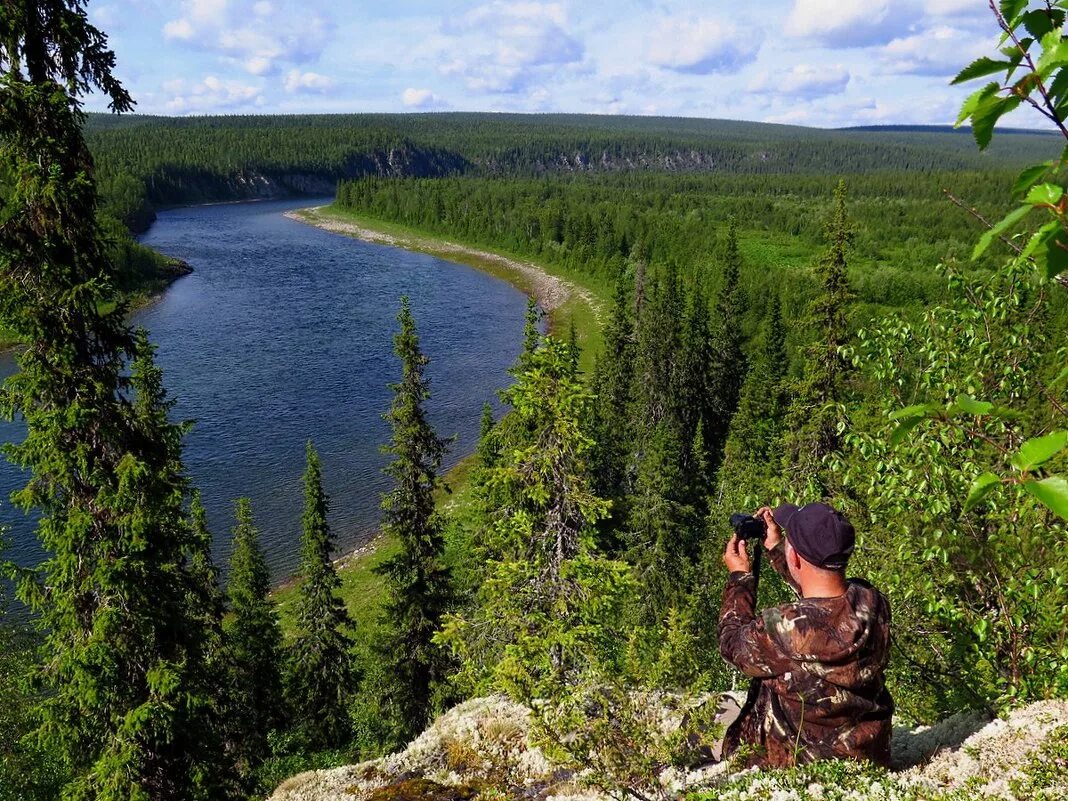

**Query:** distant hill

left=84, top=112, right=1061, bottom=232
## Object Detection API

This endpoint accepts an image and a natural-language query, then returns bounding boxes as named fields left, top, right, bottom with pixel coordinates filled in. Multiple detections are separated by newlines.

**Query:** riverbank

left=274, top=204, right=609, bottom=636
left=284, top=204, right=606, bottom=371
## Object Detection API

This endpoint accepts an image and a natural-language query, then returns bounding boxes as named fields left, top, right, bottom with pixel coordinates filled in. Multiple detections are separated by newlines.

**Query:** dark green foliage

left=374, top=297, right=454, bottom=746
left=186, top=492, right=226, bottom=653
left=591, top=272, right=636, bottom=512
left=84, top=110, right=1060, bottom=230
left=705, top=218, right=747, bottom=468
left=627, top=418, right=696, bottom=617
left=783, top=180, right=857, bottom=499
left=439, top=337, right=625, bottom=693
left=721, top=294, right=789, bottom=496
left=0, top=7, right=233, bottom=795
left=0, top=608, right=67, bottom=801
left=475, top=403, right=497, bottom=468
left=284, top=443, right=356, bottom=750
left=519, top=298, right=542, bottom=371
left=224, top=498, right=284, bottom=778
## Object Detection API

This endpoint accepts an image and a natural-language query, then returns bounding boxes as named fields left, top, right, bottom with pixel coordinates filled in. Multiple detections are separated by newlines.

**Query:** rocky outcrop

left=270, top=697, right=1068, bottom=801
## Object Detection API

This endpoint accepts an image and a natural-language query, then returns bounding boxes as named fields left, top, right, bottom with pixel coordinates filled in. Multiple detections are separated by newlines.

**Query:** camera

left=729, top=513, right=767, bottom=542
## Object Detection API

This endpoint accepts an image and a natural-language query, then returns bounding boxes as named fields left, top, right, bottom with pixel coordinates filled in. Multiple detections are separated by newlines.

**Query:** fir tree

left=519, top=298, right=542, bottom=371
left=223, top=498, right=284, bottom=777
left=187, top=491, right=226, bottom=644
left=783, top=181, right=856, bottom=498
left=678, top=276, right=714, bottom=506
left=0, top=11, right=232, bottom=778
left=591, top=272, right=636, bottom=506
left=705, top=217, right=747, bottom=469
left=723, top=294, right=788, bottom=481
left=285, top=442, right=356, bottom=750
left=439, top=338, right=628, bottom=694
left=475, top=403, right=498, bottom=468
left=374, top=297, right=454, bottom=745
left=628, top=418, right=696, bottom=619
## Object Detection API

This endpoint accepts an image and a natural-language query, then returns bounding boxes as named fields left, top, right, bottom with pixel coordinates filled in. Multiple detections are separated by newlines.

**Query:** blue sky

left=85, top=0, right=1043, bottom=128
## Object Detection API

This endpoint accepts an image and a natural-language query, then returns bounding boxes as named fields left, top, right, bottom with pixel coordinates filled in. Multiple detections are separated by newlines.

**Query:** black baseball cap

left=772, top=502, right=855, bottom=570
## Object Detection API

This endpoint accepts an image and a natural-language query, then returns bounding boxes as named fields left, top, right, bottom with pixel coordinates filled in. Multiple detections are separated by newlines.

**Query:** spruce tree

left=723, top=294, right=788, bottom=479
left=705, top=218, right=747, bottom=468
left=224, top=498, right=284, bottom=776
left=475, top=403, right=498, bottom=468
left=783, top=181, right=856, bottom=497
left=591, top=272, right=636, bottom=507
left=285, top=442, right=356, bottom=750
left=187, top=491, right=226, bottom=647
left=439, top=338, right=627, bottom=694
left=519, top=298, right=542, bottom=371
left=0, top=9, right=232, bottom=779
left=375, top=297, right=453, bottom=745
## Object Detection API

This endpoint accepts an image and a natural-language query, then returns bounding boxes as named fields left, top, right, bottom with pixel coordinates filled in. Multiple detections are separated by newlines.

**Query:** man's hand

left=754, top=506, right=782, bottom=550
left=723, top=534, right=751, bottom=574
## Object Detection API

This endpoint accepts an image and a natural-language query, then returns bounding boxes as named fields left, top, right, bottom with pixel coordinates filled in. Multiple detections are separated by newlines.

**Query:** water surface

left=0, top=198, right=526, bottom=582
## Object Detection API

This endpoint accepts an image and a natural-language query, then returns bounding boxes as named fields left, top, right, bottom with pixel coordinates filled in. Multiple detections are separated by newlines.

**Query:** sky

left=83, top=0, right=1046, bottom=129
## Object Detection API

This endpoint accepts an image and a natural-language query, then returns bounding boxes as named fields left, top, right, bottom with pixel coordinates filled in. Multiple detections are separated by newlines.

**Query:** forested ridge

left=86, top=110, right=1060, bottom=233
left=3, top=2, right=1068, bottom=801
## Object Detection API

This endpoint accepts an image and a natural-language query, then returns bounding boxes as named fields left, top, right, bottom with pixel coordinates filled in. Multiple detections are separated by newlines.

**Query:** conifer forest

left=1, top=2, right=1068, bottom=801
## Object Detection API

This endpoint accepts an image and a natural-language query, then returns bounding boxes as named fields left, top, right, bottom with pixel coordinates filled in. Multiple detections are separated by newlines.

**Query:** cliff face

left=125, top=146, right=469, bottom=233
left=270, top=697, right=1068, bottom=801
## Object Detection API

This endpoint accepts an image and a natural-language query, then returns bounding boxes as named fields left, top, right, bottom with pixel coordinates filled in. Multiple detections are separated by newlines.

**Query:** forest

left=2, top=1, right=1068, bottom=801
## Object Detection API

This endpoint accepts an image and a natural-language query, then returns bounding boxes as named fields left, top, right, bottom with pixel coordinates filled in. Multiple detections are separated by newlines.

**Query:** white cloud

left=162, top=0, right=329, bottom=76
left=646, top=15, right=760, bottom=74
left=284, top=69, right=335, bottom=94
left=750, top=64, right=850, bottom=99
left=163, top=75, right=263, bottom=114
left=401, top=87, right=446, bottom=108
left=880, top=26, right=987, bottom=77
left=436, top=2, right=583, bottom=93
left=786, top=0, right=907, bottom=47
left=163, top=18, right=196, bottom=40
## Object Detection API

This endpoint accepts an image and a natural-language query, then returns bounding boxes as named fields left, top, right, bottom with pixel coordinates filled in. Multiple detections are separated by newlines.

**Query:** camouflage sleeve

left=718, top=572, right=795, bottom=679
left=766, top=541, right=801, bottom=596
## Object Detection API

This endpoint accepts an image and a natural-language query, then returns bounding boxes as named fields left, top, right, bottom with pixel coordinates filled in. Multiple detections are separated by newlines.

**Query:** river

left=0, top=198, right=528, bottom=584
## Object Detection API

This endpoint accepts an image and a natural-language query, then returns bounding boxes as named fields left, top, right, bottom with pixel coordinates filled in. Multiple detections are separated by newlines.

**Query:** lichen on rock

left=269, top=697, right=1068, bottom=801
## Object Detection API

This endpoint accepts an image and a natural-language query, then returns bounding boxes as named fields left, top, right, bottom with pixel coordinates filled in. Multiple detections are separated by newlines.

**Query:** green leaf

left=1013, top=162, right=1053, bottom=196
left=952, top=56, right=1013, bottom=85
left=1025, top=182, right=1064, bottom=205
left=1023, top=476, right=1068, bottom=519
left=1023, top=9, right=1057, bottom=39
left=964, top=472, right=1002, bottom=512
left=973, top=95, right=1023, bottom=150
left=956, top=82, right=1000, bottom=127
left=1000, top=0, right=1029, bottom=24
left=889, top=403, right=936, bottom=421
left=1052, top=364, right=1068, bottom=387
left=1048, top=65, right=1068, bottom=106
left=890, top=417, right=925, bottom=446
left=972, top=204, right=1033, bottom=259
left=1036, top=28, right=1068, bottom=76
left=1021, top=219, right=1062, bottom=260
left=1042, top=228, right=1068, bottom=278
left=955, top=394, right=995, bottom=416
left=1011, top=430, right=1068, bottom=471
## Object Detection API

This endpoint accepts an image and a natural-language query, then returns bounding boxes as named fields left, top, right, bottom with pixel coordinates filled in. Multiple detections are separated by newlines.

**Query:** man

left=717, top=502, right=893, bottom=768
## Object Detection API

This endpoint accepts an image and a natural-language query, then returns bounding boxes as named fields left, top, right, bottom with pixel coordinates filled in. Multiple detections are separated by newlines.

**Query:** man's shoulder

left=758, top=582, right=890, bottom=646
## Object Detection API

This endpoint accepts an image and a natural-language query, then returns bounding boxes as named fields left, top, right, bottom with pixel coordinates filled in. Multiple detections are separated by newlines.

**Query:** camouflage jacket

left=718, top=543, right=894, bottom=768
